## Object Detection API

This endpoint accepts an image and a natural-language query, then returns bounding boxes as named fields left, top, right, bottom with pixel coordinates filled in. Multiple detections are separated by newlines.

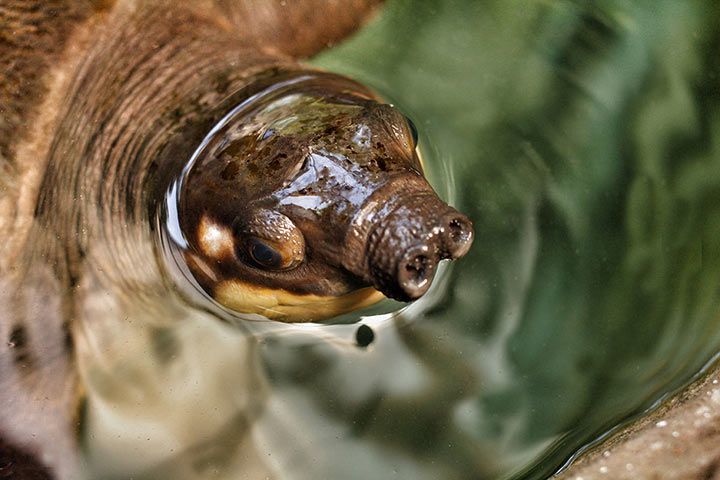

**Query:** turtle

left=0, top=1, right=474, bottom=478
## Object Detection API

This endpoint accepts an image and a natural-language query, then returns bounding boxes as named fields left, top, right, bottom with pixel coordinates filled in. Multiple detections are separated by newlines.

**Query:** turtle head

left=176, top=74, right=473, bottom=321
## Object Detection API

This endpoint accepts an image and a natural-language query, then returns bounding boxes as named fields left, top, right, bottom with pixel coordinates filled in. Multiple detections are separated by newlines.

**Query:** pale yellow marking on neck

left=214, top=279, right=385, bottom=322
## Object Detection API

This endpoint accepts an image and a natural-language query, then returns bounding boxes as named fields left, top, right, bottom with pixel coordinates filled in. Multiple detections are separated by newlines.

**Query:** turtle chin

left=212, top=278, right=384, bottom=322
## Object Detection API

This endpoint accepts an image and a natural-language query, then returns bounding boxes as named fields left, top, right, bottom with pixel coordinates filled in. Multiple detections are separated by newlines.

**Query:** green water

left=307, top=1, right=720, bottom=477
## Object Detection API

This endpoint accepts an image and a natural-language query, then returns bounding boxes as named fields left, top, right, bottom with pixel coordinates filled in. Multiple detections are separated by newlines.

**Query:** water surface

left=307, top=1, right=720, bottom=477
left=37, top=2, right=720, bottom=479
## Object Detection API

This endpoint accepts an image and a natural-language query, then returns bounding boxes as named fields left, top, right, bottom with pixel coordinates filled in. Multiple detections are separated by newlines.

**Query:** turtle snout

left=397, top=244, right=437, bottom=299
left=438, top=212, right=474, bottom=260
left=361, top=199, right=474, bottom=302
left=395, top=211, right=474, bottom=300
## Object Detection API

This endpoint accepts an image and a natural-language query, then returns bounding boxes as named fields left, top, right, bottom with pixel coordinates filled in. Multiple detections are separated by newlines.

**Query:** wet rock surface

left=559, top=361, right=720, bottom=480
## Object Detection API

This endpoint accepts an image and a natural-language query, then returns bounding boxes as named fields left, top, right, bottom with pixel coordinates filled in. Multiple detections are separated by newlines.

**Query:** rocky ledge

left=559, top=360, right=720, bottom=480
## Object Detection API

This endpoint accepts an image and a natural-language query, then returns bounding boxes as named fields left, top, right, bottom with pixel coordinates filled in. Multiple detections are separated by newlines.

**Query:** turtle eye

left=405, top=116, right=419, bottom=146
left=237, top=210, right=305, bottom=271
left=245, top=237, right=303, bottom=271
left=247, top=238, right=283, bottom=269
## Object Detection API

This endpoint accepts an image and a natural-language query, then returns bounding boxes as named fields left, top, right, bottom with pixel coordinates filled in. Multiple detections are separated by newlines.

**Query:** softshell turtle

left=171, top=71, right=474, bottom=320
left=0, top=1, right=472, bottom=478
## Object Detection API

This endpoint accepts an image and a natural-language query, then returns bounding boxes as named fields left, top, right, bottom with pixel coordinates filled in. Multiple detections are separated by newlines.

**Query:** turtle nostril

left=448, top=218, right=468, bottom=242
left=397, top=248, right=437, bottom=300
left=405, top=255, right=429, bottom=285
left=441, top=214, right=474, bottom=259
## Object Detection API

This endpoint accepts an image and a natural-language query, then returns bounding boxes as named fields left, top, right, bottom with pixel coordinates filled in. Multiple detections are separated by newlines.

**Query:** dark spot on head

left=376, top=157, right=387, bottom=171
left=269, top=152, right=288, bottom=170
left=222, top=136, right=255, bottom=158
left=150, top=327, right=180, bottom=365
left=220, top=161, right=240, bottom=180
left=355, top=324, right=375, bottom=348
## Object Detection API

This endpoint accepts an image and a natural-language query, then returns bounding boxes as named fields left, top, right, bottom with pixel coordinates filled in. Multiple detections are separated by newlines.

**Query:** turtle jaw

left=213, top=279, right=384, bottom=322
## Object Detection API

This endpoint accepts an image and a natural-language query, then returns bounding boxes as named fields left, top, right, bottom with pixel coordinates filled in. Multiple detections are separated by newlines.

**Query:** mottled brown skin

left=0, top=0, right=475, bottom=478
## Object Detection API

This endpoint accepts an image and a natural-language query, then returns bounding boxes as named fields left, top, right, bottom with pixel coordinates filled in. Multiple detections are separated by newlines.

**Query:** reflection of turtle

left=0, top=1, right=474, bottom=478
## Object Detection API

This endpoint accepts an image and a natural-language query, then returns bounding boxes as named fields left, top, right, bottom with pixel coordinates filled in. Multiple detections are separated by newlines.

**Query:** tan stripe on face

left=197, top=215, right=235, bottom=260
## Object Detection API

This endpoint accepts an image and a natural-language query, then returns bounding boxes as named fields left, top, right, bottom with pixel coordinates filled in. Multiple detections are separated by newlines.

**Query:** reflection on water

left=6, top=1, right=720, bottom=479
